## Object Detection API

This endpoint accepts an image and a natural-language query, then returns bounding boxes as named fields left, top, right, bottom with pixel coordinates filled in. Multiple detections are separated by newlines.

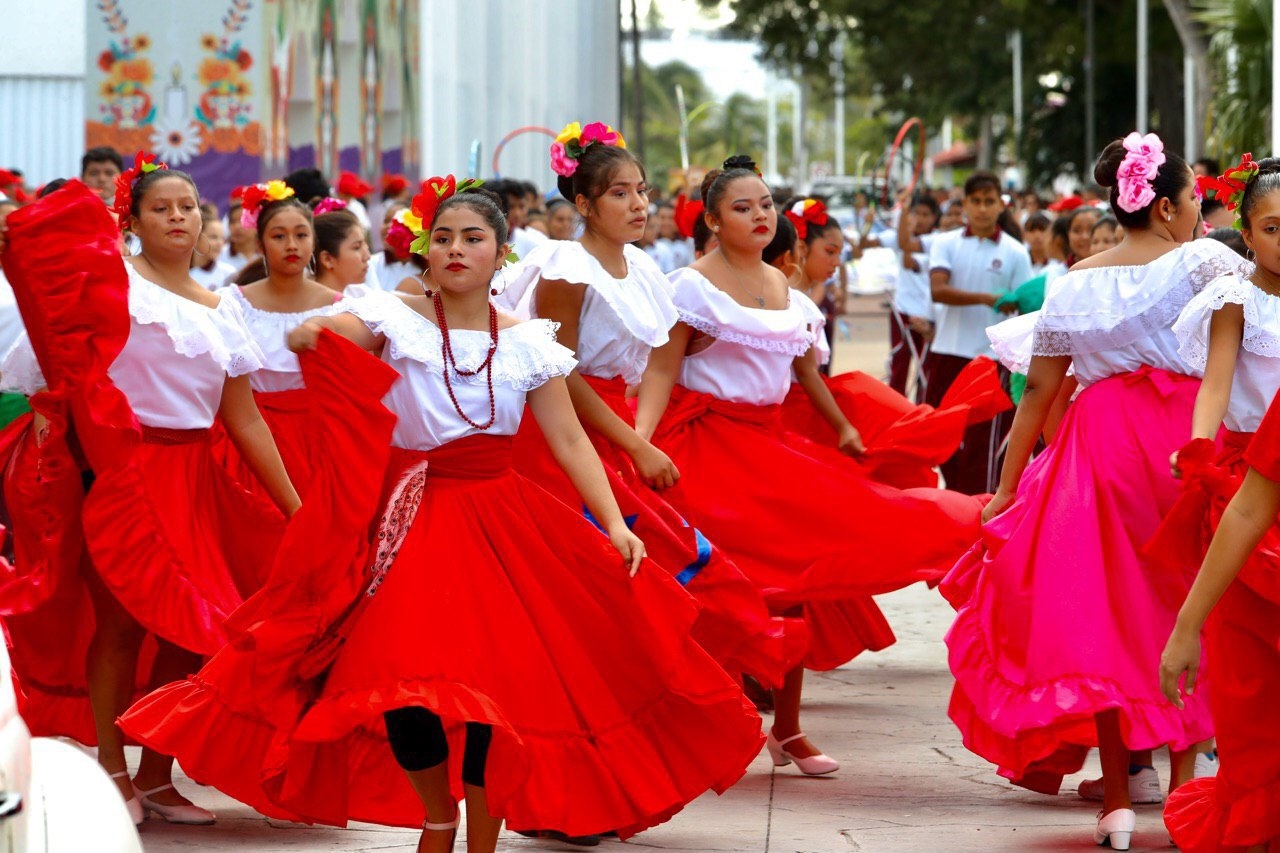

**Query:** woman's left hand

left=837, top=425, right=866, bottom=458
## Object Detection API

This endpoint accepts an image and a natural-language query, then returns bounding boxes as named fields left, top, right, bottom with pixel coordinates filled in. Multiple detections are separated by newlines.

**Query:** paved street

left=134, top=301, right=1179, bottom=851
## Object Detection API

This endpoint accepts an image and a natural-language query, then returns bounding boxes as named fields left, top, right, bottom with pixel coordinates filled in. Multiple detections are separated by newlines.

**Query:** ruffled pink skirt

left=944, top=367, right=1214, bottom=792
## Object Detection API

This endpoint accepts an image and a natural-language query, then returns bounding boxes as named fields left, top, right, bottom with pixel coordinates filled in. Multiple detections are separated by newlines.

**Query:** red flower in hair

left=673, top=194, right=704, bottom=240
left=337, top=171, right=373, bottom=198
left=784, top=198, right=830, bottom=240
left=112, top=151, right=168, bottom=230
left=381, top=173, right=409, bottom=195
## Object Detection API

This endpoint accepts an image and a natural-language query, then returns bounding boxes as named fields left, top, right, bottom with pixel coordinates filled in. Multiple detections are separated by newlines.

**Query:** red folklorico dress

left=1152, top=273, right=1280, bottom=851
left=121, top=287, right=765, bottom=838
left=504, top=241, right=804, bottom=685
left=0, top=181, right=282, bottom=743
left=779, top=290, right=1012, bottom=490
left=211, top=286, right=343, bottom=499
left=650, top=269, right=986, bottom=671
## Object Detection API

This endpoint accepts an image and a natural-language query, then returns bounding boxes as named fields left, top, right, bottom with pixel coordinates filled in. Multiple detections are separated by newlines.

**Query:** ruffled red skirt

left=943, top=367, right=1214, bottom=795
left=514, top=374, right=805, bottom=686
left=213, top=388, right=323, bottom=500
left=124, top=406, right=764, bottom=838
left=781, top=359, right=1011, bottom=490
left=1156, top=433, right=1280, bottom=851
left=0, top=181, right=282, bottom=743
left=651, top=384, right=985, bottom=668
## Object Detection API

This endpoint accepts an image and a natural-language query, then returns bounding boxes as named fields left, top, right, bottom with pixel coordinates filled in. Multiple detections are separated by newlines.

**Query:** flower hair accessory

left=402, top=175, right=486, bottom=256
left=1115, top=132, right=1166, bottom=213
left=111, top=151, right=168, bottom=227
left=234, top=180, right=295, bottom=229
left=1196, top=153, right=1260, bottom=230
left=549, top=121, right=626, bottom=178
left=785, top=198, right=830, bottom=240
left=312, top=197, right=348, bottom=216
left=674, top=193, right=704, bottom=240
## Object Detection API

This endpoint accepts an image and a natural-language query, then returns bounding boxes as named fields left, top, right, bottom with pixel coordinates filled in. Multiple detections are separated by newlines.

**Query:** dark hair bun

left=723, top=154, right=757, bottom=172
left=1093, top=140, right=1126, bottom=188
left=556, top=174, right=574, bottom=202
left=1256, top=157, right=1280, bottom=177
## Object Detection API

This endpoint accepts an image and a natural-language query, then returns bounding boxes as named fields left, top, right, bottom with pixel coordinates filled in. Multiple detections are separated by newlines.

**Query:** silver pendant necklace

left=721, top=253, right=767, bottom=307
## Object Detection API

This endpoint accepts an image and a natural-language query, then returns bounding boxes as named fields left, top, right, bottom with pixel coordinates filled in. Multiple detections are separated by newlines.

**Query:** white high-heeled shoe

left=109, top=770, right=144, bottom=826
left=136, top=783, right=216, bottom=825
left=766, top=731, right=839, bottom=776
left=1094, top=808, right=1136, bottom=850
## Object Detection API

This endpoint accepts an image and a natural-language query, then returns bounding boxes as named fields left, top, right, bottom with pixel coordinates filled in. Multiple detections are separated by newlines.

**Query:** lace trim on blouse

left=1173, top=273, right=1280, bottom=370
left=129, top=266, right=265, bottom=377
left=342, top=286, right=577, bottom=391
left=670, top=268, right=815, bottom=358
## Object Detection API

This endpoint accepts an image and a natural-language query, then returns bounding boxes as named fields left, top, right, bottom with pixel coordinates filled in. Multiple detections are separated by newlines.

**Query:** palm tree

left=1196, top=0, right=1272, bottom=158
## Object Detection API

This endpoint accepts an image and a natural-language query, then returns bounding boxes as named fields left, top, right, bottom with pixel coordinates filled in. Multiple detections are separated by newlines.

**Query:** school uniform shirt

left=928, top=228, right=1032, bottom=360
left=879, top=231, right=936, bottom=322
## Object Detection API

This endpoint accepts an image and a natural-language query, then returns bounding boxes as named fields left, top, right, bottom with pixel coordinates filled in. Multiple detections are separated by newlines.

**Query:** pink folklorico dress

left=945, top=238, right=1251, bottom=794
left=1151, top=273, right=1280, bottom=851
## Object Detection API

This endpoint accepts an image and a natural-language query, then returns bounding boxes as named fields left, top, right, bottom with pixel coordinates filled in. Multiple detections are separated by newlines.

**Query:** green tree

left=1195, top=0, right=1272, bottom=159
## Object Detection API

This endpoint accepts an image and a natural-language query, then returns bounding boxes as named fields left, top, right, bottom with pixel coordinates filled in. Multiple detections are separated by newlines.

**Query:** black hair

left=486, top=179, right=521, bottom=205
left=232, top=258, right=267, bottom=286
left=1024, top=211, right=1052, bottom=231
left=313, top=208, right=364, bottom=261
left=432, top=187, right=509, bottom=248
left=1090, top=215, right=1119, bottom=236
left=518, top=180, right=540, bottom=200
left=963, top=170, right=1001, bottom=197
left=1094, top=137, right=1192, bottom=230
left=282, top=168, right=331, bottom=206
left=130, top=168, right=199, bottom=219
left=36, top=179, right=68, bottom=199
left=1238, top=157, right=1280, bottom=231
left=997, top=208, right=1022, bottom=241
left=1200, top=197, right=1225, bottom=217
left=556, top=144, right=646, bottom=207
left=762, top=213, right=797, bottom=266
left=909, top=192, right=941, bottom=221
left=1050, top=212, right=1072, bottom=255
left=701, top=154, right=764, bottom=218
left=256, top=197, right=313, bottom=243
left=692, top=214, right=714, bottom=254
left=1204, top=226, right=1248, bottom=258
left=81, top=146, right=123, bottom=174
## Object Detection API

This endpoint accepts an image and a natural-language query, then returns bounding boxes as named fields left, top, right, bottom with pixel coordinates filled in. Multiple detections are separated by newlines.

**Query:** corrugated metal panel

left=0, top=77, right=85, bottom=186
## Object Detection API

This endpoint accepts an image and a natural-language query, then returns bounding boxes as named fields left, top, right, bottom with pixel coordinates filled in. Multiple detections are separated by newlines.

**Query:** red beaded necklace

left=432, top=290, right=499, bottom=430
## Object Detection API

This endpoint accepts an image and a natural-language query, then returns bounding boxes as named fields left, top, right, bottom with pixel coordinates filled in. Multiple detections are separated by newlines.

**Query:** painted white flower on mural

left=149, top=118, right=204, bottom=165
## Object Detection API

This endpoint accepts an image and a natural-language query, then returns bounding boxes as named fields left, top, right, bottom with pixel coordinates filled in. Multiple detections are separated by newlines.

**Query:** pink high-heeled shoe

left=766, top=731, right=839, bottom=776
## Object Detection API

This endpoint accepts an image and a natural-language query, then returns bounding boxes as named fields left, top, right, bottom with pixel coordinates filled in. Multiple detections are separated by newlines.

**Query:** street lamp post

left=1137, top=0, right=1149, bottom=132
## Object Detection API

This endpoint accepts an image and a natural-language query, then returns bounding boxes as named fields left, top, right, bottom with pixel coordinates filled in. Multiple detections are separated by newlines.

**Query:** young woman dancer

left=0, top=159, right=299, bottom=826
left=312, top=200, right=372, bottom=294
left=945, top=134, right=1248, bottom=849
left=121, top=181, right=763, bottom=851
left=216, top=183, right=345, bottom=499
left=635, top=156, right=986, bottom=772
left=504, top=124, right=801, bottom=688
left=1151, top=156, right=1280, bottom=852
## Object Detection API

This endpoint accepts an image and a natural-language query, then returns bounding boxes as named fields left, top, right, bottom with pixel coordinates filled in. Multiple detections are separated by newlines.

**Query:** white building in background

left=0, top=0, right=87, bottom=185
left=0, top=0, right=619, bottom=198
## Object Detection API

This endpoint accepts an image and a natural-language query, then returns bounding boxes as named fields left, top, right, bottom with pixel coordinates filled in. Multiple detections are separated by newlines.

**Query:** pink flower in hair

left=313, top=197, right=348, bottom=216
left=1122, top=132, right=1166, bottom=167
left=580, top=122, right=621, bottom=147
left=1117, top=177, right=1156, bottom=213
left=550, top=141, right=578, bottom=177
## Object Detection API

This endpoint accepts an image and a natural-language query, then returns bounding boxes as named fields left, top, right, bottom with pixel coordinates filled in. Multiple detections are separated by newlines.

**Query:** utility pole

left=833, top=31, right=846, bottom=176
left=1137, top=0, right=1149, bottom=132
left=1009, top=30, right=1023, bottom=178
left=1085, top=0, right=1096, bottom=169
left=766, top=76, right=778, bottom=182
left=630, top=0, right=644, bottom=162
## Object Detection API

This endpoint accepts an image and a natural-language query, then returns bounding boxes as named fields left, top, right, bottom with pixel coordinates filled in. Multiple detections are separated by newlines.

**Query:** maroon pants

left=887, top=312, right=928, bottom=399
left=922, top=351, right=1010, bottom=495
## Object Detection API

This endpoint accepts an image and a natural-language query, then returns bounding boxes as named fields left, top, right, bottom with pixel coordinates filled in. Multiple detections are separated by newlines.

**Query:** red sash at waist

left=140, top=425, right=212, bottom=445
left=251, top=387, right=311, bottom=414
left=390, top=434, right=514, bottom=480
left=664, top=384, right=782, bottom=429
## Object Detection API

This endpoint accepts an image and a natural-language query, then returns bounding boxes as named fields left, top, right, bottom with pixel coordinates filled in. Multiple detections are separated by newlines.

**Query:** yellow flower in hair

left=554, top=122, right=583, bottom=146
left=263, top=180, right=294, bottom=202
left=399, top=208, right=423, bottom=235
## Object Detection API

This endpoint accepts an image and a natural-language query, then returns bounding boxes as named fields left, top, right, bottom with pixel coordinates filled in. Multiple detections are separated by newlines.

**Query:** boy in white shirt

left=925, top=171, right=1031, bottom=494
left=884, top=193, right=941, bottom=397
